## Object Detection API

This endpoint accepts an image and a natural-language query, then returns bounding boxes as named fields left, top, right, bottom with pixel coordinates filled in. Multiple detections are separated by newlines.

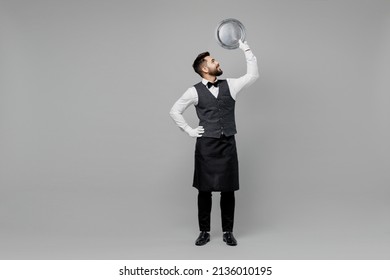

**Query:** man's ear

left=201, top=65, right=209, bottom=75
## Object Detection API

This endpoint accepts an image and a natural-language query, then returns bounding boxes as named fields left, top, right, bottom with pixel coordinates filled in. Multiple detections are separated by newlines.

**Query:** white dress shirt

left=169, top=50, right=259, bottom=133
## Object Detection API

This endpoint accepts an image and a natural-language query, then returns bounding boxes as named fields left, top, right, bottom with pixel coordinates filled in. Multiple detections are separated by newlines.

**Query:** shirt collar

left=201, top=78, right=218, bottom=86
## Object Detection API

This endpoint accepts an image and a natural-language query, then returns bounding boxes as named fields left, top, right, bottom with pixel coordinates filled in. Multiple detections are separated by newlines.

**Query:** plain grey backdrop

left=1, top=0, right=389, bottom=259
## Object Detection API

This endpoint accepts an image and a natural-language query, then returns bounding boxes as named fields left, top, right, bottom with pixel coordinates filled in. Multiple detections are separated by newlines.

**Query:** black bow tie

left=206, top=80, right=219, bottom=88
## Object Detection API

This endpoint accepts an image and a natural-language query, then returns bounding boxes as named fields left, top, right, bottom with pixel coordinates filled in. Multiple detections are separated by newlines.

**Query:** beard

left=210, top=67, right=223, bottom=76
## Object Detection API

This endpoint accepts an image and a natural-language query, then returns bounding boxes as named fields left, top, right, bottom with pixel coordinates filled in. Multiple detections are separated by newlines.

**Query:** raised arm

left=227, top=40, right=259, bottom=99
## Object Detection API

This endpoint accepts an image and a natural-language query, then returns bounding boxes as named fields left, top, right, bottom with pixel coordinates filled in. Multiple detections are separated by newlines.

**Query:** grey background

left=1, top=0, right=389, bottom=259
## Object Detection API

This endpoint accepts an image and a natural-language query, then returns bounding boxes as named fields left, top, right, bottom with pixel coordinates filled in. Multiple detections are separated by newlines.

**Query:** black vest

left=194, top=80, right=237, bottom=138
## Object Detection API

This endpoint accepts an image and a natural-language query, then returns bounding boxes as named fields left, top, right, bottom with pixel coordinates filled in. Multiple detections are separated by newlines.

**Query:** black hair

left=192, top=51, right=210, bottom=77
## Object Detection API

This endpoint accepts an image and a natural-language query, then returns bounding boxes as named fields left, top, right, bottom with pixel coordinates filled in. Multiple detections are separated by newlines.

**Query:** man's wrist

left=183, top=125, right=192, bottom=134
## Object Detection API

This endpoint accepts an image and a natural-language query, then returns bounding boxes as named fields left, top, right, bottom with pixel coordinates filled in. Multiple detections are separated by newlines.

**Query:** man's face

left=204, top=56, right=223, bottom=76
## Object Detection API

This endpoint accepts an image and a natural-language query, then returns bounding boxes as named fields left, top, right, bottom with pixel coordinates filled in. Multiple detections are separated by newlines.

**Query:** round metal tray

left=215, top=18, right=246, bottom=49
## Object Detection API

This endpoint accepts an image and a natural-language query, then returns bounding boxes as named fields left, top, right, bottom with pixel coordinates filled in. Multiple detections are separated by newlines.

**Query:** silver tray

left=215, top=18, right=246, bottom=49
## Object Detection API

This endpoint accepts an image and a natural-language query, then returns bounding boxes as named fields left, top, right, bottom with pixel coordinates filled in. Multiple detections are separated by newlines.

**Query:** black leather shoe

left=195, top=231, right=210, bottom=246
left=223, top=232, right=237, bottom=246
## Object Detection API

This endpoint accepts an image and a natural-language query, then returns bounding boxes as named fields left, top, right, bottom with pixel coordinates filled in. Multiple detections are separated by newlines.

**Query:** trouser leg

left=198, top=191, right=212, bottom=232
left=220, top=191, right=235, bottom=232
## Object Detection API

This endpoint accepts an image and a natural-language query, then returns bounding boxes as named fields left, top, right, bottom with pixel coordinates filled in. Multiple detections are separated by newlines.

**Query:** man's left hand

left=239, top=39, right=250, bottom=52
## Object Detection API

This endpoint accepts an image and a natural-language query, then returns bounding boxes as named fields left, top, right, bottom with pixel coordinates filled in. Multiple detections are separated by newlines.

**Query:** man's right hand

left=186, top=126, right=204, bottom=138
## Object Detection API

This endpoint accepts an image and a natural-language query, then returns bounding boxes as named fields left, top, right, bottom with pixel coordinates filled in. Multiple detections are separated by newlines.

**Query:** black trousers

left=197, top=190, right=235, bottom=232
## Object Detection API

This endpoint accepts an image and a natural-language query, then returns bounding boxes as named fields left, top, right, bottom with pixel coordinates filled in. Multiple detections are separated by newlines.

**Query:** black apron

left=193, top=135, right=239, bottom=192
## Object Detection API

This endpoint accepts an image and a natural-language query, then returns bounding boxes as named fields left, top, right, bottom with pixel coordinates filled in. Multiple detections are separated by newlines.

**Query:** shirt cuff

left=183, top=125, right=192, bottom=134
left=244, top=49, right=257, bottom=62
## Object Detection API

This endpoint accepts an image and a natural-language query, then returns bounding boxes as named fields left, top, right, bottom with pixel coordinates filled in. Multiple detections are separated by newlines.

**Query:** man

left=169, top=40, right=259, bottom=246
